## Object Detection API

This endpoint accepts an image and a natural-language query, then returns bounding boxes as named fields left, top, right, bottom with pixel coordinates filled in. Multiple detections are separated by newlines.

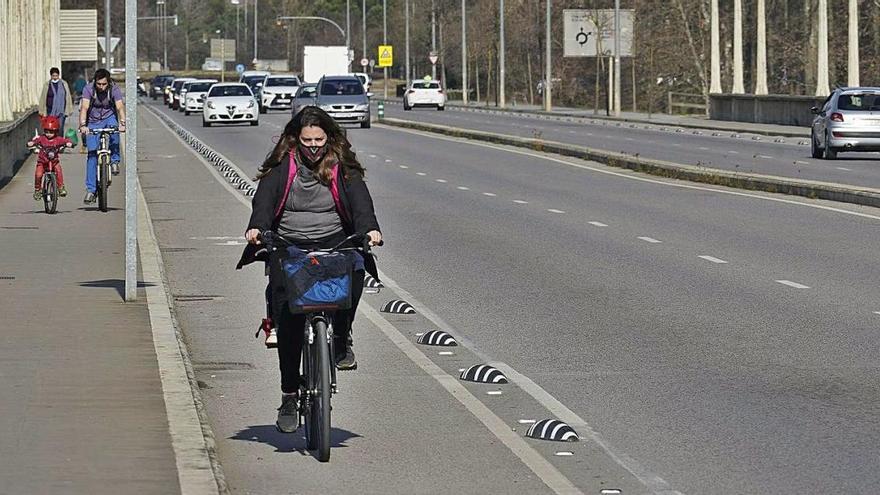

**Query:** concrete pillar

left=816, top=0, right=829, bottom=95
left=732, top=0, right=744, bottom=94
left=710, top=0, right=721, bottom=93
left=847, top=0, right=859, bottom=87
left=755, top=0, right=767, bottom=95
left=0, top=0, right=10, bottom=121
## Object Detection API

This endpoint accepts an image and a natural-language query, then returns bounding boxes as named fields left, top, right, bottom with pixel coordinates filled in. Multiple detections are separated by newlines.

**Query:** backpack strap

left=273, top=151, right=298, bottom=220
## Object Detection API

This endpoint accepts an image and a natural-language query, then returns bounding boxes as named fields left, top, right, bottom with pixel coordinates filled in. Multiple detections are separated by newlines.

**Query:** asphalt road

left=382, top=102, right=880, bottom=190
left=143, top=99, right=880, bottom=495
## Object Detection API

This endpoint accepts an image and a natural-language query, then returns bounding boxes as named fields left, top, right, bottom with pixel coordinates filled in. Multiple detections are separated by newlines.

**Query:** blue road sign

left=236, top=64, right=245, bottom=74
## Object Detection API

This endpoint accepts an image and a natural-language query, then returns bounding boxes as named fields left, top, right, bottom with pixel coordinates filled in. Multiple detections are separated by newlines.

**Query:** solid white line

left=138, top=186, right=221, bottom=495
left=513, top=199, right=528, bottom=204
left=588, top=221, right=608, bottom=227
left=638, top=236, right=662, bottom=244
left=698, top=255, right=728, bottom=264
left=548, top=209, right=565, bottom=214
left=358, top=303, right=584, bottom=495
left=483, top=192, right=497, bottom=197
left=376, top=124, right=880, bottom=221
left=457, top=186, right=470, bottom=190
left=776, top=280, right=811, bottom=289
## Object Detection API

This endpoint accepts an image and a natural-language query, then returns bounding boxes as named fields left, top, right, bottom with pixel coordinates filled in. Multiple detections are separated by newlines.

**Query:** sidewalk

left=382, top=96, right=811, bottom=138
left=0, top=149, right=181, bottom=493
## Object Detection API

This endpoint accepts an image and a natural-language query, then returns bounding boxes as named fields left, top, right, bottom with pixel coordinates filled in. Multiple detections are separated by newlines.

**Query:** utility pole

left=498, top=0, right=505, bottom=107
left=544, top=0, right=551, bottom=111
left=346, top=0, right=351, bottom=67
left=461, top=0, right=467, bottom=104
left=710, top=0, right=720, bottom=93
left=105, top=0, right=111, bottom=69
left=431, top=0, right=437, bottom=80
left=362, top=0, right=366, bottom=62
left=124, top=0, right=139, bottom=301
left=254, top=0, right=258, bottom=64
left=405, top=0, right=410, bottom=85
left=733, top=0, right=744, bottom=93
left=613, top=0, right=620, bottom=116
left=383, top=0, right=388, bottom=99
left=847, top=0, right=859, bottom=87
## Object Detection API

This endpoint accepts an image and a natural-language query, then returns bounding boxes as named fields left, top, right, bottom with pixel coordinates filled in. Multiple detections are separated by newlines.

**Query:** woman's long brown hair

left=255, top=106, right=365, bottom=183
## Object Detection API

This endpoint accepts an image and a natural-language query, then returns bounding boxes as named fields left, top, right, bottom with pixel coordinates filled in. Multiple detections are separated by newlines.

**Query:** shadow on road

left=231, top=424, right=362, bottom=455
left=80, top=279, right=156, bottom=299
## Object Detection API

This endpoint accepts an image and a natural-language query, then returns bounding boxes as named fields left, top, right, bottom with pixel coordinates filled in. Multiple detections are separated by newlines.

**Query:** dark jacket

left=236, top=155, right=381, bottom=279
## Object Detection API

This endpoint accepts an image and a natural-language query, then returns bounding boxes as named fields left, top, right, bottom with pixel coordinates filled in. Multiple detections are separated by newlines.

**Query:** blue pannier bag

left=279, top=245, right=358, bottom=313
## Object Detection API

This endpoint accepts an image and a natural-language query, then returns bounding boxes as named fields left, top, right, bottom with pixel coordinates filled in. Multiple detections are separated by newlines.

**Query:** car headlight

left=247, top=100, right=255, bottom=108
left=207, top=101, right=215, bottom=109
left=186, top=96, right=193, bottom=102
left=354, top=104, right=369, bottom=111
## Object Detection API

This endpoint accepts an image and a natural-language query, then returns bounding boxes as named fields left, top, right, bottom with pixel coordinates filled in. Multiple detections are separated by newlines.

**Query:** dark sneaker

left=111, top=162, right=120, bottom=175
left=83, top=192, right=96, bottom=204
left=335, top=345, right=357, bottom=371
left=58, top=185, right=68, bottom=197
left=33, top=190, right=42, bottom=201
left=276, top=393, right=299, bottom=433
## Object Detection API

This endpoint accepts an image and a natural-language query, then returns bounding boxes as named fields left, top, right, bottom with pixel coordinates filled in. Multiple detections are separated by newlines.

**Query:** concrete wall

left=710, top=94, right=825, bottom=127
left=0, top=109, right=40, bottom=188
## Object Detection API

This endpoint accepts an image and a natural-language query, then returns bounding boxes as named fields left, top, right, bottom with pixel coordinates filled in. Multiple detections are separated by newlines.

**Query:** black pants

left=269, top=232, right=365, bottom=394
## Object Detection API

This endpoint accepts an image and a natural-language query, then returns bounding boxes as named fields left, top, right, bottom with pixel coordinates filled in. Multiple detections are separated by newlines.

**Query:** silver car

left=811, top=87, right=880, bottom=160
left=316, top=76, right=372, bottom=129
left=292, top=83, right=318, bottom=117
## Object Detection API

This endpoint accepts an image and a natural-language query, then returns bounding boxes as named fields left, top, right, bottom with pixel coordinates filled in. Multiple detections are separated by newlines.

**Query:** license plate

left=334, top=112, right=356, bottom=118
left=276, top=99, right=290, bottom=104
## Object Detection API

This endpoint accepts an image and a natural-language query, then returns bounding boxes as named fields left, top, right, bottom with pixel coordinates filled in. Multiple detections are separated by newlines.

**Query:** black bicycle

left=88, top=126, right=123, bottom=212
left=260, top=231, right=378, bottom=462
left=29, top=143, right=70, bottom=214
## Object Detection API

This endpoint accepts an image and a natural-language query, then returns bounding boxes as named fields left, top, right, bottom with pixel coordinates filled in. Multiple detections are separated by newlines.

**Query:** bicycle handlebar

left=86, top=127, right=125, bottom=134
left=258, top=231, right=382, bottom=252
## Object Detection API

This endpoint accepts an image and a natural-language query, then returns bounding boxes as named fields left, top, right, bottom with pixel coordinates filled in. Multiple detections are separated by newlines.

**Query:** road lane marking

left=728, top=150, right=739, bottom=154
left=588, top=221, right=608, bottom=227
left=369, top=154, right=377, bottom=158
left=874, top=311, right=880, bottom=315
left=377, top=125, right=880, bottom=221
left=698, top=255, right=728, bottom=264
left=483, top=192, right=497, bottom=197
left=699, top=147, right=709, bottom=151
left=548, top=209, right=565, bottom=214
left=757, top=155, right=773, bottom=159
left=436, top=179, right=448, bottom=183
left=795, top=160, right=809, bottom=165
left=638, top=236, right=662, bottom=243
left=385, top=159, right=393, bottom=162
left=416, top=172, right=427, bottom=176
left=836, top=167, right=852, bottom=171
left=399, top=165, right=409, bottom=169
left=457, top=186, right=470, bottom=190
left=513, top=199, right=528, bottom=204
left=776, top=280, right=810, bottom=289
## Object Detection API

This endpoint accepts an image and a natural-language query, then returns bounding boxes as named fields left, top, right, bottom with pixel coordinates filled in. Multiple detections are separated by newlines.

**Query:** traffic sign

left=429, top=51, right=438, bottom=65
left=236, top=64, right=245, bottom=74
left=563, top=9, right=633, bottom=57
left=360, top=58, right=369, bottom=67
left=378, top=45, right=393, bottom=67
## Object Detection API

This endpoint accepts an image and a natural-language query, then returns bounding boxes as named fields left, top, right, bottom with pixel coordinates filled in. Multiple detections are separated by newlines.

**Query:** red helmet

left=41, top=115, right=60, bottom=131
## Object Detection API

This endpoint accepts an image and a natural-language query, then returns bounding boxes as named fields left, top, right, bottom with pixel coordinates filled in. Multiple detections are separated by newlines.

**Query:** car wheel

left=185, top=110, right=190, bottom=116
left=823, top=131, right=837, bottom=160
left=361, top=119, right=371, bottom=129
left=260, top=106, right=267, bottom=114
left=404, top=104, right=411, bottom=111
left=437, top=105, right=445, bottom=111
left=203, top=120, right=210, bottom=128
left=250, top=120, right=259, bottom=126
left=810, top=130, right=822, bottom=158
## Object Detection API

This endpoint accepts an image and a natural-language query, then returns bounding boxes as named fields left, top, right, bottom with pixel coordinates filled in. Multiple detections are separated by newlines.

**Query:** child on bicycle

left=27, top=115, right=72, bottom=200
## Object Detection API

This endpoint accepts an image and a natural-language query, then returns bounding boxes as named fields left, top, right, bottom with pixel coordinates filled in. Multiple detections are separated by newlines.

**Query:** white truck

left=302, top=46, right=350, bottom=84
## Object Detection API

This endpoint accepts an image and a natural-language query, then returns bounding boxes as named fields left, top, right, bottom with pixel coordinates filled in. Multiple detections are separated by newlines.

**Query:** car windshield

left=412, top=82, right=441, bottom=90
left=243, top=76, right=264, bottom=87
left=320, top=80, right=364, bottom=96
left=209, top=86, right=251, bottom=97
left=838, top=93, right=880, bottom=111
left=297, top=86, right=317, bottom=98
left=267, top=77, right=299, bottom=87
left=189, top=83, right=213, bottom=92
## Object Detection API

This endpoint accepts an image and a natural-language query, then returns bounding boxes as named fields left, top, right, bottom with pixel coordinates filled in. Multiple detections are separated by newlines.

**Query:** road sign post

left=429, top=51, right=438, bottom=65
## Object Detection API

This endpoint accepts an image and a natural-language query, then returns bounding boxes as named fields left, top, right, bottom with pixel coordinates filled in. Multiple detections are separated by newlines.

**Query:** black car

left=151, top=74, right=174, bottom=100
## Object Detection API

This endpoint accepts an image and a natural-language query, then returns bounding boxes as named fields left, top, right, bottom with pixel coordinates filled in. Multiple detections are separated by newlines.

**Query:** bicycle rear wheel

left=98, top=155, right=109, bottom=212
left=308, top=319, right=332, bottom=462
left=42, top=173, right=57, bottom=214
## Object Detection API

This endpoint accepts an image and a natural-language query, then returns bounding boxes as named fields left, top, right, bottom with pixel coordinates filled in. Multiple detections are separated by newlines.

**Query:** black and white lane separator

left=380, top=299, right=416, bottom=314
left=525, top=419, right=580, bottom=442
left=459, top=364, right=508, bottom=384
left=416, top=330, right=458, bottom=346
left=364, top=274, right=384, bottom=289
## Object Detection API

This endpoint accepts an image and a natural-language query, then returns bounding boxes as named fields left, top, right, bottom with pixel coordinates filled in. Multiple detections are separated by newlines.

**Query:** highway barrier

left=380, top=117, right=880, bottom=209
left=0, top=109, right=39, bottom=189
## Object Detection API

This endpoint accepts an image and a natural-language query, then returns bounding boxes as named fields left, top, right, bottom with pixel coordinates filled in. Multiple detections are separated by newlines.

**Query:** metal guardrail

left=668, top=92, right=708, bottom=115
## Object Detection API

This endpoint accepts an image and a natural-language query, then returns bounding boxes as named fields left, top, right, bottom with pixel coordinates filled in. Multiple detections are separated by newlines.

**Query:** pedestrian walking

left=38, top=67, right=74, bottom=134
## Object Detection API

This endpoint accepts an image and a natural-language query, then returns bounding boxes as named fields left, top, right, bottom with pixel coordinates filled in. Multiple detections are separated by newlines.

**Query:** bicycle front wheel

left=98, top=155, right=109, bottom=212
left=42, top=173, right=57, bottom=214
left=309, top=319, right=332, bottom=462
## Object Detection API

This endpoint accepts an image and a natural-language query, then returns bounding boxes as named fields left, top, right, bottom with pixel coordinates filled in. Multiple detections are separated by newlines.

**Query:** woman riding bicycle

left=240, top=106, right=382, bottom=433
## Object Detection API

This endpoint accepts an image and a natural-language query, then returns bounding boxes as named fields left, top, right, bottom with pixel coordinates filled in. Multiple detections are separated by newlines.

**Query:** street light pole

left=544, top=0, right=551, bottom=111
left=254, top=0, right=258, bottom=64
left=362, top=0, right=367, bottom=63
left=383, top=0, right=388, bottom=99
left=405, top=0, right=410, bottom=85
left=431, top=0, right=437, bottom=80
left=461, top=0, right=467, bottom=105
left=613, top=0, right=620, bottom=116
left=163, top=1, right=168, bottom=70
left=105, top=0, right=111, bottom=69
left=498, top=0, right=505, bottom=108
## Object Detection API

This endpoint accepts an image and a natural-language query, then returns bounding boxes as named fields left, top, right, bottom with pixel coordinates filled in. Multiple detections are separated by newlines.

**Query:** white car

left=403, top=79, right=445, bottom=111
left=260, top=75, right=301, bottom=112
left=182, top=79, right=218, bottom=115
left=202, top=83, right=259, bottom=127
left=353, top=72, right=372, bottom=93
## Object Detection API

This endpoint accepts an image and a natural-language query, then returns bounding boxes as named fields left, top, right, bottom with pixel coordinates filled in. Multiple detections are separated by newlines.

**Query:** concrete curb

left=380, top=117, right=880, bottom=209
left=381, top=98, right=810, bottom=138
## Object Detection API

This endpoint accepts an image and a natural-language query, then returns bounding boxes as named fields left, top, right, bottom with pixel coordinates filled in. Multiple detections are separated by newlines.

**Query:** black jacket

left=236, top=158, right=381, bottom=279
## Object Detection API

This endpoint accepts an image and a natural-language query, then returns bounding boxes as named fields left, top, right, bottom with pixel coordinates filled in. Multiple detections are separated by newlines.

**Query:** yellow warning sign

left=378, top=45, right=393, bottom=67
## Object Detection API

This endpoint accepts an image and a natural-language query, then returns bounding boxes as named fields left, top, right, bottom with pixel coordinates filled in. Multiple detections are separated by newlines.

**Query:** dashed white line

left=547, top=209, right=565, bottom=214
left=385, top=159, right=393, bottom=162
left=483, top=192, right=497, bottom=197
left=457, top=186, right=470, bottom=190
left=757, top=155, right=773, bottom=159
left=795, top=160, right=809, bottom=165
left=555, top=452, right=575, bottom=457
left=513, top=199, right=528, bottom=204
left=698, top=255, right=728, bottom=264
left=637, top=236, right=662, bottom=243
left=836, top=167, right=852, bottom=171
left=588, top=221, right=608, bottom=227
left=728, top=150, right=739, bottom=154
left=874, top=311, right=880, bottom=316
left=436, top=179, right=448, bottom=183
left=416, top=172, right=427, bottom=176
left=698, top=147, right=710, bottom=151
left=399, top=165, right=409, bottom=169
left=369, top=154, right=377, bottom=158
left=776, top=280, right=810, bottom=289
